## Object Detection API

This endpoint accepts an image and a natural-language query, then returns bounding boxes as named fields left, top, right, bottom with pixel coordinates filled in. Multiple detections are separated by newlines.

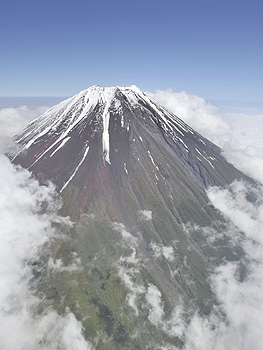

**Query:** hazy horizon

left=1, top=94, right=263, bottom=117
left=1, top=0, right=262, bottom=104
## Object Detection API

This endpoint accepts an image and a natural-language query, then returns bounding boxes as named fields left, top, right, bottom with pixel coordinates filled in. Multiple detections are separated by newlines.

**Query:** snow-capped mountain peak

left=13, top=85, right=244, bottom=212
left=13, top=85, right=194, bottom=166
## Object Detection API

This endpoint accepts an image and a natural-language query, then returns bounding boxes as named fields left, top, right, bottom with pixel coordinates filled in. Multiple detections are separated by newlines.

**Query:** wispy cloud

left=181, top=180, right=263, bottom=350
left=150, top=241, right=174, bottom=262
left=0, top=105, right=48, bottom=154
left=150, top=89, right=263, bottom=183
left=147, top=90, right=263, bottom=349
left=0, top=105, right=48, bottom=138
left=118, top=249, right=146, bottom=316
left=0, top=111, right=92, bottom=349
left=148, top=88, right=230, bottom=147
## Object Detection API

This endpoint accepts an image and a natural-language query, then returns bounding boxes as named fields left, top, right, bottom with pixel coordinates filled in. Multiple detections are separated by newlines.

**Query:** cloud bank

left=0, top=108, right=92, bottom=349
left=181, top=180, right=263, bottom=350
left=0, top=154, right=93, bottom=349
left=150, top=89, right=263, bottom=183
left=148, top=90, right=263, bottom=348
left=148, top=89, right=230, bottom=147
left=221, top=113, right=263, bottom=183
left=0, top=105, right=48, bottom=154
left=0, top=105, right=48, bottom=138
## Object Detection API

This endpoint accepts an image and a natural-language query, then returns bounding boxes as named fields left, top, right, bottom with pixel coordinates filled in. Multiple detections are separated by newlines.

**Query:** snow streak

left=60, top=146, right=89, bottom=193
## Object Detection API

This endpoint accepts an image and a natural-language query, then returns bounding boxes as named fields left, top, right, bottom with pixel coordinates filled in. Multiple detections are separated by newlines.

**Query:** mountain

left=13, top=85, right=244, bottom=217
left=13, top=85, right=246, bottom=349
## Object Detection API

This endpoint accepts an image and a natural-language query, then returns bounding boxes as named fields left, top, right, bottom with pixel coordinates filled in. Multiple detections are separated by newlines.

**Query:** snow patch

left=50, top=136, right=71, bottom=157
left=101, top=88, right=118, bottom=164
left=195, top=148, right=215, bottom=168
left=177, top=137, right=189, bottom=149
left=123, top=162, right=128, bottom=174
left=60, top=145, right=89, bottom=192
left=147, top=151, right=159, bottom=170
left=199, top=138, right=206, bottom=145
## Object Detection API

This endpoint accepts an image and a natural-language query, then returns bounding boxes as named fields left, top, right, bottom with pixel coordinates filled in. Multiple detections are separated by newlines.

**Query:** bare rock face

left=13, top=85, right=247, bottom=349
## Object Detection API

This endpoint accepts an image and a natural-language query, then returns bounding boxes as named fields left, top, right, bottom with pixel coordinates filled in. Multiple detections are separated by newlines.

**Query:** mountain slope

left=13, top=85, right=244, bottom=219
left=13, top=85, right=247, bottom=349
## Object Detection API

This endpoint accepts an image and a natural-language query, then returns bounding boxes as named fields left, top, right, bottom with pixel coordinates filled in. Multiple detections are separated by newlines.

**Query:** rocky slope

left=13, top=85, right=246, bottom=349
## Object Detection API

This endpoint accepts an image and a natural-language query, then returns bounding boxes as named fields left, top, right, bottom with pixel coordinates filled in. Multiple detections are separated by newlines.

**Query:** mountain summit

left=13, top=85, right=246, bottom=348
left=14, top=85, right=243, bottom=218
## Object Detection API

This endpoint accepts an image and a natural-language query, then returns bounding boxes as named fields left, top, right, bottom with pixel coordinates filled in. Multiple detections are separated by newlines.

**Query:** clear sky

left=1, top=0, right=262, bottom=106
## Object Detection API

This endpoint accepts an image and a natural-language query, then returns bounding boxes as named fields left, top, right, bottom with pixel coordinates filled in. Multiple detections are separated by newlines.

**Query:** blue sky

left=1, top=0, right=262, bottom=107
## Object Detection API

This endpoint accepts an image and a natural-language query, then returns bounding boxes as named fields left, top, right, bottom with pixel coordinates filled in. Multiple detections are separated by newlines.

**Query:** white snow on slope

left=60, top=146, right=89, bottom=193
left=14, top=85, right=201, bottom=168
left=195, top=148, right=215, bottom=168
left=100, top=88, right=117, bottom=164
left=147, top=151, right=159, bottom=170
left=50, top=136, right=71, bottom=157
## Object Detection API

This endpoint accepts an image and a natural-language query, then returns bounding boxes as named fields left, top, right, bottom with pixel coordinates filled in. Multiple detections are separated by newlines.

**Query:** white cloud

left=0, top=105, right=48, bottom=154
left=59, top=312, right=93, bottom=350
left=224, top=112, right=263, bottom=156
left=48, top=255, right=83, bottom=273
left=181, top=180, right=263, bottom=350
left=0, top=105, right=48, bottom=138
left=162, top=246, right=174, bottom=261
left=0, top=108, right=92, bottom=349
left=150, top=89, right=263, bottom=184
left=145, top=283, right=185, bottom=339
left=150, top=241, right=174, bottom=262
left=149, top=89, right=230, bottom=147
left=146, top=283, right=165, bottom=325
left=222, top=139, right=263, bottom=184
left=112, top=222, right=138, bottom=245
left=139, top=209, right=152, bottom=221
left=0, top=309, right=93, bottom=350
left=118, top=249, right=146, bottom=315
left=207, top=180, right=263, bottom=243
left=0, top=153, right=95, bottom=349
